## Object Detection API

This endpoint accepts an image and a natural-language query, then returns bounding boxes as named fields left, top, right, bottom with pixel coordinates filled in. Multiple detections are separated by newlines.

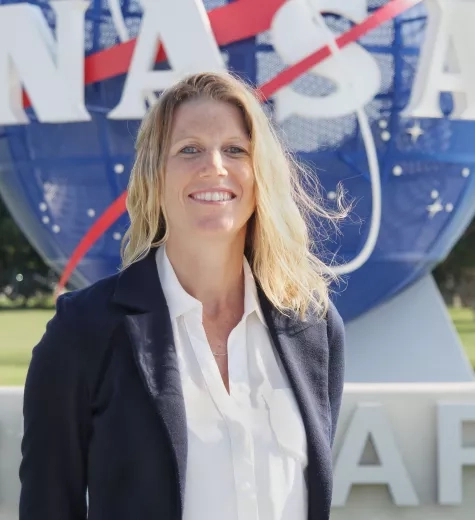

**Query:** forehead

left=170, top=98, right=249, bottom=140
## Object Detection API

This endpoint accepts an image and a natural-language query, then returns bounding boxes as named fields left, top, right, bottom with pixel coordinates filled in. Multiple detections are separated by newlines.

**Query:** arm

left=326, top=301, right=345, bottom=446
left=19, top=294, right=90, bottom=520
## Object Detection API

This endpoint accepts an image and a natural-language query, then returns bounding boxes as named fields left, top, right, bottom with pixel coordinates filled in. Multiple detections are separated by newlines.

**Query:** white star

left=406, top=121, right=424, bottom=143
left=427, top=199, right=444, bottom=218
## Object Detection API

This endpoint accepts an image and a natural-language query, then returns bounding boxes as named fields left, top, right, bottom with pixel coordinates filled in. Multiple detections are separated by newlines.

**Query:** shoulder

left=38, top=272, right=123, bottom=359
left=56, top=272, right=121, bottom=328
left=326, top=300, right=345, bottom=343
left=325, top=301, right=346, bottom=443
left=302, top=297, right=344, bottom=340
left=325, top=300, right=345, bottom=373
left=28, top=273, right=124, bottom=392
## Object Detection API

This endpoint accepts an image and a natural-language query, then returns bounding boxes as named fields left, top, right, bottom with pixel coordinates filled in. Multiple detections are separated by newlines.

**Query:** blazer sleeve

left=327, top=301, right=345, bottom=446
left=19, top=293, right=90, bottom=520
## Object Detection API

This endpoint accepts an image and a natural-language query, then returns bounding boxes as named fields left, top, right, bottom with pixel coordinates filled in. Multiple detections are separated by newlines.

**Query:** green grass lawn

left=449, top=306, right=475, bottom=369
left=0, top=307, right=474, bottom=386
left=0, top=309, right=54, bottom=386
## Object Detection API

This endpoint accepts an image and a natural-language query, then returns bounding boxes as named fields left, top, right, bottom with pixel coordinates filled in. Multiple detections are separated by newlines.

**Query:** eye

left=226, top=146, right=248, bottom=155
left=180, top=146, right=199, bottom=154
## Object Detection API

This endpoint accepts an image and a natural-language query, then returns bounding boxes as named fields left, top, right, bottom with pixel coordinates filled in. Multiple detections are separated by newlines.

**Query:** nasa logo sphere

left=0, top=0, right=475, bottom=321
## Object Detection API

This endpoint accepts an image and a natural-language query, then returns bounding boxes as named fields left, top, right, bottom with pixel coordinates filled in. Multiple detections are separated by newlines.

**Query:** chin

left=192, top=219, right=245, bottom=239
left=195, top=226, right=236, bottom=237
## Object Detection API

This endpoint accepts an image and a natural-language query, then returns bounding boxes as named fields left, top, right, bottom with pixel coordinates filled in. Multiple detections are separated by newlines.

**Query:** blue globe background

left=1, top=0, right=475, bottom=321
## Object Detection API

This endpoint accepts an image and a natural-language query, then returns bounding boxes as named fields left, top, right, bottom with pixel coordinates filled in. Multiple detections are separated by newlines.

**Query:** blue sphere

left=1, top=0, right=474, bottom=321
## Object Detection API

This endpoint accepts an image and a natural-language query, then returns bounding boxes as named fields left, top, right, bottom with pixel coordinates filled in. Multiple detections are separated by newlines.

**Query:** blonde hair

left=122, top=71, right=346, bottom=319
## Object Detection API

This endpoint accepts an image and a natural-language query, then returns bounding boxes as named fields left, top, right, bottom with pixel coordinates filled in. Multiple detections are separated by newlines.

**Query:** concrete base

left=1, top=385, right=474, bottom=519
left=331, top=382, right=475, bottom=519
left=344, top=275, right=474, bottom=382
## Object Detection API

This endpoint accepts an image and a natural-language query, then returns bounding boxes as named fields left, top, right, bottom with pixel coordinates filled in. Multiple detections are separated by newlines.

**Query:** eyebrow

left=171, top=134, right=250, bottom=142
left=169, top=136, right=251, bottom=151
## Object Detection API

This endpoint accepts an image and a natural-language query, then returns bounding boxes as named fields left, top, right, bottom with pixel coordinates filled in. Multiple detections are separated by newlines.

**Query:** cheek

left=164, top=163, right=189, bottom=202
left=162, top=173, right=174, bottom=205
left=239, top=163, right=254, bottom=187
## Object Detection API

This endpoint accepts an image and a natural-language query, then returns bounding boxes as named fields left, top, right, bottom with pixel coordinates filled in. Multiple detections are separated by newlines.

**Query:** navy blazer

left=19, top=248, right=345, bottom=520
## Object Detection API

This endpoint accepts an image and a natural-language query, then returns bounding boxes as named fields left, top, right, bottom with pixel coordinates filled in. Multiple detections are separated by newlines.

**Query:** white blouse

left=156, top=245, right=308, bottom=520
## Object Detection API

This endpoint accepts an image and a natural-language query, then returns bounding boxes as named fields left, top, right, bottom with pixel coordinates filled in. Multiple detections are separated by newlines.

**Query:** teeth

left=192, top=191, right=233, bottom=202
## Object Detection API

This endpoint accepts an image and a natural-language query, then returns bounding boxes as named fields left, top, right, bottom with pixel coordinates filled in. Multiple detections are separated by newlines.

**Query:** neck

left=165, top=232, right=246, bottom=317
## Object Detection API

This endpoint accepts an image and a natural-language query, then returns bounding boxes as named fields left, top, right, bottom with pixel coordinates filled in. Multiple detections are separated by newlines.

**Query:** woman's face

left=163, top=98, right=255, bottom=244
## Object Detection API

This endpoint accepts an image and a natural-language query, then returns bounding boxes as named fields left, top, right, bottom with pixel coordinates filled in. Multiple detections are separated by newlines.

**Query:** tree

left=434, top=218, right=475, bottom=280
left=433, top=217, right=475, bottom=307
left=0, top=196, right=51, bottom=299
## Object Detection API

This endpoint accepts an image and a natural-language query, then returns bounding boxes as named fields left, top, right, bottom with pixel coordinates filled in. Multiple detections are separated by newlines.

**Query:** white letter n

left=0, top=1, right=90, bottom=125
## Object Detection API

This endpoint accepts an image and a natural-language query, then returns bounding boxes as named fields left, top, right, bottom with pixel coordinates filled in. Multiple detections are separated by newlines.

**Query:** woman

left=20, top=72, right=345, bottom=520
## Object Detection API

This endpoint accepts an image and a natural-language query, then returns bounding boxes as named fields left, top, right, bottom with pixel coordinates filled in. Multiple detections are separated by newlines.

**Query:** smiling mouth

left=189, top=191, right=236, bottom=203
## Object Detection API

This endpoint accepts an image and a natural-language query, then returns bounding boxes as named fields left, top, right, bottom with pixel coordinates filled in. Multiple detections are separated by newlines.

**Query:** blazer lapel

left=113, top=250, right=187, bottom=516
left=258, top=289, right=333, bottom=520
left=113, top=250, right=332, bottom=519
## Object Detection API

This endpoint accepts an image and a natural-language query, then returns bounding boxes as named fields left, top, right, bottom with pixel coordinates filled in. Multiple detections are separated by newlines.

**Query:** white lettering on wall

left=0, top=1, right=90, bottom=124
left=108, top=0, right=225, bottom=120
left=270, top=0, right=381, bottom=121
left=402, top=0, right=475, bottom=119
left=438, top=402, right=475, bottom=504
left=332, top=402, right=419, bottom=507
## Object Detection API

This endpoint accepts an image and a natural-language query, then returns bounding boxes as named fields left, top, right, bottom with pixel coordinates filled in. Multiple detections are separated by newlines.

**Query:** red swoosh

left=56, top=0, right=422, bottom=293
left=86, top=0, right=287, bottom=85
left=24, top=0, right=286, bottom=108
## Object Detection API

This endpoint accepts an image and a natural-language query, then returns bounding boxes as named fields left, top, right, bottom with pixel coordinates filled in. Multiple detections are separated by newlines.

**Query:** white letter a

left=108, top=0, right=225, bottom=120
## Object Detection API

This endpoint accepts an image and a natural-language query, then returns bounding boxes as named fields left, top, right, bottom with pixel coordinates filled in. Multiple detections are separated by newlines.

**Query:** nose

left=199, top=150, right=227, bottom=178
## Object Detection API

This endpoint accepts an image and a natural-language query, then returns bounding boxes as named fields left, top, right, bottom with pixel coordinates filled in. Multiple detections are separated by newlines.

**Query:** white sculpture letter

left=0, top=1, right=90, bottom=124
left=438, top=402, right=475, bottom=504
left=403, top=0, right=475, bottom=119
left=270, top=0, right=381, bottom=121
left=108, top=0, right=225, bottom=120
left=333, top=403, right=419, bottom=506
